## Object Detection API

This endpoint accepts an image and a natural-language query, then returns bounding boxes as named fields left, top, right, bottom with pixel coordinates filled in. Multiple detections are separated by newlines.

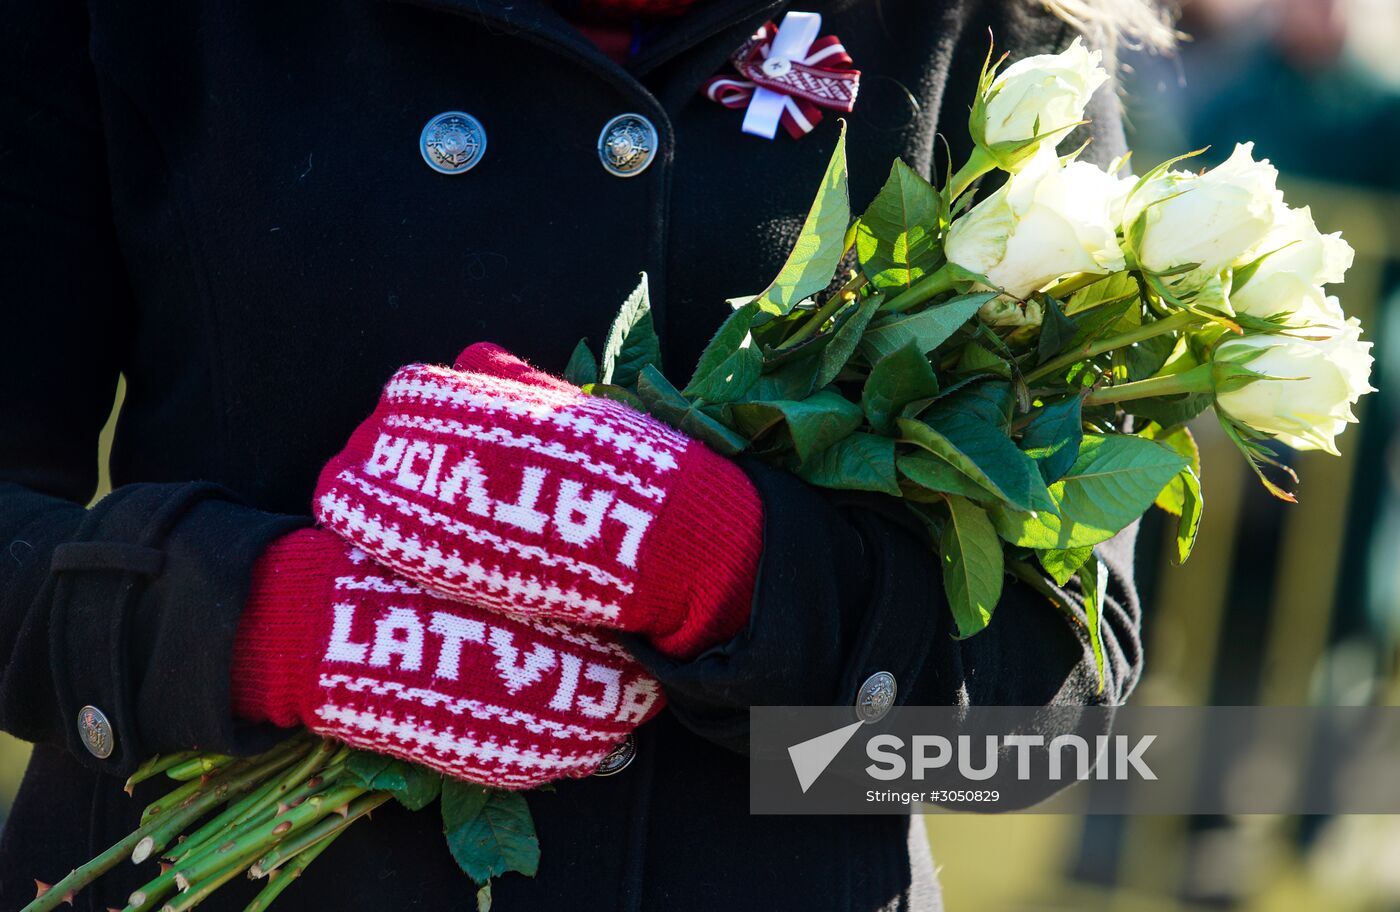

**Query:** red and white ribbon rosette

left=702, top=11, right=860, bottom=140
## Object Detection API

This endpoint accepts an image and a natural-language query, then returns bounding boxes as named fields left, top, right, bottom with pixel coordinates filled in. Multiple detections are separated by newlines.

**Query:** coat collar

left=387, top=0, right=789, bottom=78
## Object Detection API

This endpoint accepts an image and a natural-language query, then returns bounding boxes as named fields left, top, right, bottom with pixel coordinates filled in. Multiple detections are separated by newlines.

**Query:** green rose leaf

left=1020, top=396, right=1084, bottom=483
left=346, top=752, right=443, bottom=812
left=859, top=291, right=995, bottom=362
left=1144, top=424, right=1207, bottom=566
left=1077, top=558, right=1108, bottom=694
left=854, top=159, right=943, bottom=292
left=1035, top=294, right=1076, bottom=365
left=580, top=382, right=646, bottom=410
left=600, top=273, right=660, bottom=390
left=751, top=354, right=822, bottom=402
left=990, top=433, right=1189, bottom=550
left=861, top=343, right=940, bottom=435
left=564, top=338, right=599, bottom=386
left=899, top=414, right=1055, bottom=514
left=1171, top=466, right=1203, bottom=564
left=954, top=341, right=1012, bottom=378
left=940, top=494, right=1004, bottom=637
left=814, top=296, right=882, bottom=388
left=345, top=751, right=408, bottom=792
left=638, top=365, right=749, bottom=455
left=1140, top=423, right=1200, bottom=515
left=1037, top=546, right=1093, bottom=587
left=898, top=452, right=996, bottom=501
left=755, top=124, right=851, bottom=316
left=683, top=301, right=762, bottom=403
left=687, top=344, right=763, bottom=404
left=442, top=781, right=541, bottom=885
left=797, top=431, right=901, bottom=495
left=393, top=763, right=444, bottom=812
left=927, top=378, right=1013, bottom=433
left=731, top=390, right=864, bottom=464
left=1064, top=271, right=1139, bottom=316
left=1066, top=296, right=1136, bottom=354
left=1125, top=333, right=1178, bottom=382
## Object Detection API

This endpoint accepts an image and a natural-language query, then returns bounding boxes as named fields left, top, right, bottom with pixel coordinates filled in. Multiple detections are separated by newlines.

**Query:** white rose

left=1231, top=205, right=1354, bottom=323
left=979, top=38, right=1109, bottom=156
left=946, top=145, right=1126, bottom=300
left=1125, top=143, right=1284, bottom=278
left=1214, top=315, right=1375, bottom=455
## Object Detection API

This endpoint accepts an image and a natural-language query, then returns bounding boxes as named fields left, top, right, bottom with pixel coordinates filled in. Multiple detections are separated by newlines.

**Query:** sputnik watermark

left=787, top=724, right=1155, bottom=794
left=863, top=732, right=1157, bottom=782
left=752, top=706, right=1400, bottom=815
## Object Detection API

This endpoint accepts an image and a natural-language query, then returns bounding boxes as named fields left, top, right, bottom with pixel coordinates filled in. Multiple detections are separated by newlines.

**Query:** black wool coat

left=0, top=0, right=1142, bottom=909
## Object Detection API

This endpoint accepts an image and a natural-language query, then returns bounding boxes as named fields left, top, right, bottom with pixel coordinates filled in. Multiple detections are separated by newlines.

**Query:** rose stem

left=164, top=755, right=238, bottom=782
left=249, top=791, right=391, bottom=878
left=1083, top=363, right=1215, bottom=407
left=160, top=741, right=343, bottom=865
left=132, top=739, right=315, bottom=865
left=946, top=146, right=996, bottom=204
left=159, top=855, right=250, bottom=912
left=1042, top=271, right=1108, bottom=301
left=125, top=752, right=202, bottom=795
left=241, top=826, right=348, bottom=912
left=124, top=865, right=181, bottom=912
left=881, top=263, right=960, bottom=314
left=21, top=829, right=150, bottom=912
left=140, top=735, right=309, bottom=825
left=23, top=750, right=296, bottom=912
left=1023, top=308, right=1200, bottom=384
left=170, top=785, right=366, bottom=890
left=129, top=756, right=346, bottom=912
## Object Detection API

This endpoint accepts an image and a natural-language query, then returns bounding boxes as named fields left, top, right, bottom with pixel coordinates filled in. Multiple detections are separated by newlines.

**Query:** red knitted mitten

left=231, top=528, right=664, bottom=789
left=313, top=343, right=763, bottom=658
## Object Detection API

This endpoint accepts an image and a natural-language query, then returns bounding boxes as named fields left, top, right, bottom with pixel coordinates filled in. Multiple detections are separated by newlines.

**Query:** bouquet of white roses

left=27, top=36, right=1374, bottom=912
left=566, top=37, right=1373, bottom=671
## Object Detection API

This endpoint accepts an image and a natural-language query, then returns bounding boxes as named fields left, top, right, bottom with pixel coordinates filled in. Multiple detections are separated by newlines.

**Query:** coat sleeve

left=0, top=0, right=305, bottom=776
left=628, top=464, right=1141, bottom=754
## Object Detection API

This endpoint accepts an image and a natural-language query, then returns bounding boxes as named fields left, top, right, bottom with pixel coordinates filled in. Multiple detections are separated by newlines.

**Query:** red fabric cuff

left=230, top=528, right=343, bottom=728
left=635, top=442, right=763, bottom=659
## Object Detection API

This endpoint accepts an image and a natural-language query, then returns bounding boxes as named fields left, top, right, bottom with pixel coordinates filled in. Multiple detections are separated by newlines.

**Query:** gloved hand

left=312, top=343, right=763, bottom=659
left=231, top=528, right=664, bottom=788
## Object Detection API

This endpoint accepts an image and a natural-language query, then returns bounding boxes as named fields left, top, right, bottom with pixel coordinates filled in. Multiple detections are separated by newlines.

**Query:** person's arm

left=0, top=0, right=306, bottom=775
left=627, top=463, right=1140, bottom=754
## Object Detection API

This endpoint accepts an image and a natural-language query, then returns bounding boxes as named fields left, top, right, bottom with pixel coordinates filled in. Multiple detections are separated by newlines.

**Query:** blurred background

left=2, top=0, right=1398, bottom=908
left=929, top=0, right=1400, bottom=908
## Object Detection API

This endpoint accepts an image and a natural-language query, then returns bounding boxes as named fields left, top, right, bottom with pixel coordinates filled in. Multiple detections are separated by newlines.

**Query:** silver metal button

left=855, top=672, right=897, bottom=724
left=593, top=734, right=637, bottom=776
left=420, top=111, right=487, bottom=175
left=77, top=705, right=114, bottom=759
left=597, top=114, right=658, bottom=178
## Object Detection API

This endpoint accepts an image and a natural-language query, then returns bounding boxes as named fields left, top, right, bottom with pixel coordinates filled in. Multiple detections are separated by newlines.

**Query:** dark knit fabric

left=0, top=0, right=1142, bottom=909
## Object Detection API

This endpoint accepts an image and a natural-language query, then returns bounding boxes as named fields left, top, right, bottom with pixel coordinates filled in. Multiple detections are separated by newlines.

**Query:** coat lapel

left=385, top=0, right=792, bottom=78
